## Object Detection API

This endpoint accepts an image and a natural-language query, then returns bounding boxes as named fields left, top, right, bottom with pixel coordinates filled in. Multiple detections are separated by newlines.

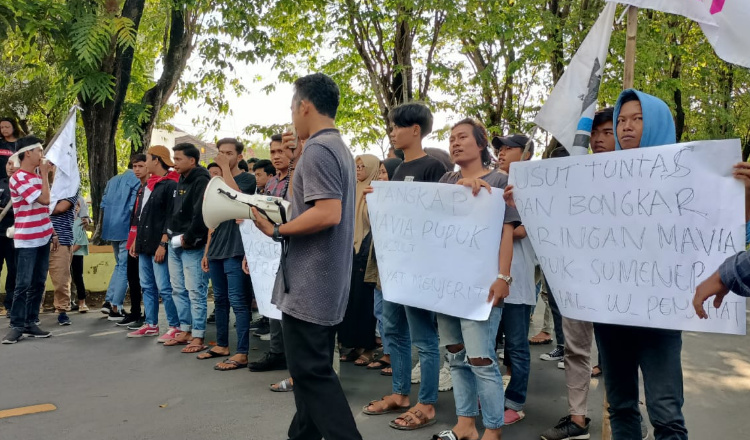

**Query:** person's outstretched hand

left=693, top=271, right=730, bottom=319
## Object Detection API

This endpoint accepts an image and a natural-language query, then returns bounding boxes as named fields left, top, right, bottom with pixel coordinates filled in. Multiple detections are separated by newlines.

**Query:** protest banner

left=509, top=140, right=746, bottom=335
left=239, top=220, right=282, bottom=320
left=366, top=181, right=506, bottom=321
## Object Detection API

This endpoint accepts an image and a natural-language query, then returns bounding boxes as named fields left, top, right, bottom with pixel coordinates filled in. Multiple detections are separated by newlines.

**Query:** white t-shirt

left=506, top=235, right=538, bottom=305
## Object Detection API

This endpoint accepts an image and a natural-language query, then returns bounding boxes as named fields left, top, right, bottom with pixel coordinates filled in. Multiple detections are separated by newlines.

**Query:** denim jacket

left=101, top=170, right=140, bottom=241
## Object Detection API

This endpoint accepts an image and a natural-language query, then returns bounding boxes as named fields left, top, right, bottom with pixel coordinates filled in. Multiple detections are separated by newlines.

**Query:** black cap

left=491, top=134, right=532, bottom=150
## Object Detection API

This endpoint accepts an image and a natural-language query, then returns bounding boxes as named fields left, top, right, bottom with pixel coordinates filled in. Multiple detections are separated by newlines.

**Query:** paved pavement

left=0, top=304, right=747, bottom=439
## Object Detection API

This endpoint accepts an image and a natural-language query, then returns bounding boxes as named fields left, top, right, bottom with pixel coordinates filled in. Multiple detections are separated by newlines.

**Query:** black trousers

left=282, top=313, right=362, bottom=440
left=0, top=236, right=16, bottom=310
left=127, top=254, right=142, bottom=315
left=71, top=255, right=86, bottom=300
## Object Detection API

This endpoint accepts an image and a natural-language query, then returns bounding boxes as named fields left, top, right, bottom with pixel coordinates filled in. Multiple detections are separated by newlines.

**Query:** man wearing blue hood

left=595, top=89, right=688, bottom=440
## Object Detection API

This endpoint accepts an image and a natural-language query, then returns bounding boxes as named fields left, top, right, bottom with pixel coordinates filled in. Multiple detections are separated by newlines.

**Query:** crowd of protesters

left=1, top=73, right=749, bottom=440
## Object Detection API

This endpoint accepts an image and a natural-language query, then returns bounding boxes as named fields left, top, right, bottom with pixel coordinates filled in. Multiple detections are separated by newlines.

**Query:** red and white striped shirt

left=10, top=169, right=53, bottom=248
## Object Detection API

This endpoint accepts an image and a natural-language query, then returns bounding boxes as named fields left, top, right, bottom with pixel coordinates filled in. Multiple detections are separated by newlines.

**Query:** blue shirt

left=101, top=170, right=140, bottom=241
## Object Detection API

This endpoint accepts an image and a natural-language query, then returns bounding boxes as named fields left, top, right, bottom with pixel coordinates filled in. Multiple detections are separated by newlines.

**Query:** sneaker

left=116, top=313, right=142, bottom=327
left=157, top=327, right=180, bottom=343
left=108, top=309, right=126, bottom=322
left=504, top=408, right=525, bottom=425
left=411, top=361, right=421, bottom=384
left=557, top=361, right=565, bottom=370
left=2, top=328, right=24, bottom=344
left=207, top=312, right=216, bottom=324
left=253, top=320, right=270, bottom=337
left=58, top=313, right=72, bottom=326
left=127, top=317, right=145, bottom=330
left=100, top=301, right=111, bottom=314
left=541, top=346, right=564, bottom=361
left=540, top=415, right=591, bottom=440
left=23, top=324, right=51, bottom=338
left=438, top=363, right=452, bottom=391
left=70, top=303, right=79, bottom=312
left=248, top=352, right=287, bottom=372
left=127, top=325, right=160, bottom=338
left=79, top=303, right=89, bottom=313
left=249, top=316, right=267, bottom=330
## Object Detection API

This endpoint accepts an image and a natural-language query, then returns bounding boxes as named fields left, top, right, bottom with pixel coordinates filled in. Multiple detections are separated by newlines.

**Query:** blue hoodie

left=613, top=89, right=676, bottom=150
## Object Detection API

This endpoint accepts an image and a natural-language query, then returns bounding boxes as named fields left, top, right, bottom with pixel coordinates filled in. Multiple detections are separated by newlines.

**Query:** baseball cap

left=147, top=145, right=175, bottom=167
left=491, top=134, right=533, bottom=150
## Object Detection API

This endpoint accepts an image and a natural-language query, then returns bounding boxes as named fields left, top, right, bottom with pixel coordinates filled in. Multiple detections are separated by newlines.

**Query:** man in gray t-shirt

left=251, top=73, right=362, bottom=440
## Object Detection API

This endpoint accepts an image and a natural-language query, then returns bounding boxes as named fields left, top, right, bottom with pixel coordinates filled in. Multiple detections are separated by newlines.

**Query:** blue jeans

left=106, top=241, right=129, bottom=307
left=438, top=307, right=505, bottom=429
left=595, top=324, right=687, bottom=440
left=382, top=299, right=440, bottom=404
left=209, top=256, right=250, bottom=354
left=140, top=254, right=179, bottom=328
left=372, top=288, right=390, bottom=355
left=503, top=303, right=532, bottom=411
left=168, top=244, right=208, bottom=337
left=10, top=243, right=51, bottom=330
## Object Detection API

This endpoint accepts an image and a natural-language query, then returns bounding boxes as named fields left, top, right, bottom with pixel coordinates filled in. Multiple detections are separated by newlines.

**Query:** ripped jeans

left=437, top=307, right=504, bottom=429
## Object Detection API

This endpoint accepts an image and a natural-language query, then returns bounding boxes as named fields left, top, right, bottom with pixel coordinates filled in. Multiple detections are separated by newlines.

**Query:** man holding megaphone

left=250, top=73, right=362, bottom=440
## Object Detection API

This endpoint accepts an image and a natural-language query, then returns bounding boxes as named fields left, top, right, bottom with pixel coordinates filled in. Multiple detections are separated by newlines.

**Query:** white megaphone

left=202, top=176, right=291, bottom=229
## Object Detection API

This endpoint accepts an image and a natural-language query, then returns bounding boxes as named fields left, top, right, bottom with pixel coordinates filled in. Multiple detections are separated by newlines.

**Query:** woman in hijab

left=339, top=154, right=381, bottom=366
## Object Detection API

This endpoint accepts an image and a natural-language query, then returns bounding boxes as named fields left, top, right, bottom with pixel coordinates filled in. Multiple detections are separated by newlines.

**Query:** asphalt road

left=0, top=304, right=747, bottom=440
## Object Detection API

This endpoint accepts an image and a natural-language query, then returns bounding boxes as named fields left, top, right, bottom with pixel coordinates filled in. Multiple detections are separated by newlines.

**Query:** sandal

left=340, top=349, right=361, bottom=363
left=366, top=359, right=390, bottom=370
left=389, top=408, right=437, bottom=430
left=269, top=378, right=294, bottom=392
left=362, top=396, right=410, bottom=416
left=164, top=332, right=191, bottom=346
left=214, top=359, right=248, bottom=371
left=182, top=344, right=208, bottom=354
left=197, top=349, right=229, bottom=360
left=354, top=354, right=374, bottom=366
left=431, top=430, right=478, bottom=440
left=380, top=367, right=393, bottom=376
left=529, top=332, right=553, bottom=345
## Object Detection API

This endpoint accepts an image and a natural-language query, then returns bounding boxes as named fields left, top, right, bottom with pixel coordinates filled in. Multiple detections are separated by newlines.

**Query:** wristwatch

left=272, top=224, right=283, bottom=243
left=497, top=273, right=513, bottom=286
left=159, top=241, right=168, bottom=249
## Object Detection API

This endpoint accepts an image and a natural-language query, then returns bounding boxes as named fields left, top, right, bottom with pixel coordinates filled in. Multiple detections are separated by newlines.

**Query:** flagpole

left=622, top=6, right=638, bottom=89
left=44, top=106, right=78, bottom=154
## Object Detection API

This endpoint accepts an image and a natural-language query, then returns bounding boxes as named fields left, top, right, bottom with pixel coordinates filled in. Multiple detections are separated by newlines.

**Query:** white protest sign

left=509, top=140, right=746, bottom=335
left=239, top=220, right=282, bottom=320
left=367, top=181, right=505, bottom=321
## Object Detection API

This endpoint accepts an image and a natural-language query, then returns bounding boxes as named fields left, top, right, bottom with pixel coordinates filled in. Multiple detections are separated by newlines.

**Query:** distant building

left=150, top=126, right=218, bottom=164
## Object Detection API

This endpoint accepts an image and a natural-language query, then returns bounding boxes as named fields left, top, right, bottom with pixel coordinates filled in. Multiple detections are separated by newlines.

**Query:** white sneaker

left=557, top=361, right=565, bottom=370
left=438, top=363, right=452, bottom=391
left=411, top=361, right=421, bottom=384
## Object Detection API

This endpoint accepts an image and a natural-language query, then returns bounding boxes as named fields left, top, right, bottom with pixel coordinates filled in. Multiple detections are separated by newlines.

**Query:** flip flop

left=182, top=344, right=209, bottom=354
left=367, top=359, right=390, bottom=370
left=164, top=338, right=190, bottom=346
left=269, top=378, right=294, bottom=392
left=214, top=359, right=248, bottom=371
left=198, top=349, right=229, bottom=360
left=380, top=367, right=393, bottom=377
left=340, top=350, right=361, bottom=363
left=362, top=397, right=410, bottom=416
left=354, top=354, right=374, bottom=366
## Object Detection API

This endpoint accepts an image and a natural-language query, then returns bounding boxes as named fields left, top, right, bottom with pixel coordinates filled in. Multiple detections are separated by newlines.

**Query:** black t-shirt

left=391, top=154, right=447, bottom=183
left=0, top=139, right=17, bottom=179
left=207, top=172, right=256, bottom=260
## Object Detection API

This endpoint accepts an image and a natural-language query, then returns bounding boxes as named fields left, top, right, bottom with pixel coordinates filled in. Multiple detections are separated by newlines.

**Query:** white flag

left=46, top=106, right=80, bottom=209
left=607, top=0, right=750, bottom=69
left=534, top=3, right=617, bottom=156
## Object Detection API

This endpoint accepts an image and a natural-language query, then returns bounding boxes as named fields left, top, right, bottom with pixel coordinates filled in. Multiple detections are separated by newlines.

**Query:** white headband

left=9, top=143, right=43, bottom=167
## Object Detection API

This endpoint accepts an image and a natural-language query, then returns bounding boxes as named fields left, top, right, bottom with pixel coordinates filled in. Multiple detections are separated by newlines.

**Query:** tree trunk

left=79, top=0, right=146, bottom=243
left=669, top=21, right=685, bottom=141
left=132, top=7, right=196, bottom=154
